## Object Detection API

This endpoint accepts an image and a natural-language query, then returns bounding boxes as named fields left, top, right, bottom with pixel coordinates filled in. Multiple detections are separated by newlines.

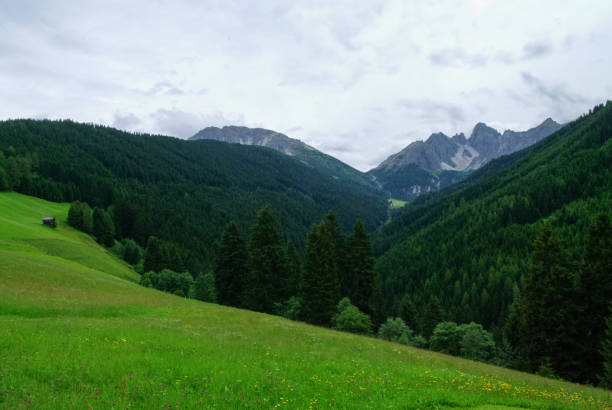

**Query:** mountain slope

left=0, top=192, right=608, bottom=409
left=190, top=125, right=379, bottom=190
left=369, top=118, right=563, bottom=200
left=373, top=101, right=612, bottom=341
left=0, top=120, right=388, bottom=271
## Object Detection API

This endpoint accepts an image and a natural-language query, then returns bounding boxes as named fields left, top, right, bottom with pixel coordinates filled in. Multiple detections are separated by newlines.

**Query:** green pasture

left=0, top=192, right=609, bottom=409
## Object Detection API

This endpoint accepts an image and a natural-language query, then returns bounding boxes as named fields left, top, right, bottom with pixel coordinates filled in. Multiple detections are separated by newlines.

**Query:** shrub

left=378, top=317, right=413, bottom=343
left=333, top=298, right=372, bottom=335
left=459, top=322, right=496, bottom=362
left=275, top=296, right=302, bottom=320
left=429, top=322, right=461, bottom=355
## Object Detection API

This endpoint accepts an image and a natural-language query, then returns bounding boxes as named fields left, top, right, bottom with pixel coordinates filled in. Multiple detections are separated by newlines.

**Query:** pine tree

left=422, top=297, right=443, bottom=339
left=345, top=219, right=375, bottom=315
left=92, top=207, right=115, bottom=247
left=214, top=221, right=248, bottom=307
left=300, top=222, right=341, bottom=326
left=195, top=272, right=217, bottom=303
left=515, top=224, right=581, bottom=380
left=600, top=309, right=612, bottom=388
left=398, top=294, right=418, bottom=332
left=67, top=201, right=93, bottom=233
left=144, top=236, right=164, bottom=273
left=243, top=206, right=288, bottom=313
left=285, top=241, right=301, bottom=298
left=0, top=166, right=9, bottom=191
left=579, top=214, right=612, bottom=382
left=323, top=211, right=349, bottom=297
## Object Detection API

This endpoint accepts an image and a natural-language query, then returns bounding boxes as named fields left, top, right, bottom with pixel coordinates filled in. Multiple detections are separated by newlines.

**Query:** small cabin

left=42, top=217, right=56, bottom=228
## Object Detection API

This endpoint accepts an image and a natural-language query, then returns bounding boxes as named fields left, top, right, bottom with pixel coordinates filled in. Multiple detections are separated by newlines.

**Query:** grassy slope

left=0, top=192, right=609, bottom=409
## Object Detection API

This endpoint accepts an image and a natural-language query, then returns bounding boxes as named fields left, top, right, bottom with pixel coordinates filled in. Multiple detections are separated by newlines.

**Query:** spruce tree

left=300, top=222, right=341, bottom=326
left=398, top=294, right=418, bottom=332
left=195, top=272, right=217, bottom=303
left=144, top=236, right=164, bottom=273
left=345, top=219, right=375, bottom=315
left=67, top=201, right=93, bottom=233
left=0, top=166, right=9, bottom=191
left=600, top=309, right=612, bottom=388
left=285, top=241, right=301, bottom=298
left=214, top=221, right=248, bottom=307
left=515, top=224, right=581, bottom=380
left=323, top=211, right=349, bottom=298
left=243, top=206, right=288, bottom=313
left=579, top=214, right=612, bottom=382
left=92, top=207, right=115, bottom=247
left=422, top=297, right=443, bottom=339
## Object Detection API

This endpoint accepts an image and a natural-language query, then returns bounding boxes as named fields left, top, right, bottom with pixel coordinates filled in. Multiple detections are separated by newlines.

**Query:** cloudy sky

left=1, top=1, right=611, bottom=170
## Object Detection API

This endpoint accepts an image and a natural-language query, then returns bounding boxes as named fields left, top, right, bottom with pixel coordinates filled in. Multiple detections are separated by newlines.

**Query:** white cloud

left=0, top=0, right=611, bottom=170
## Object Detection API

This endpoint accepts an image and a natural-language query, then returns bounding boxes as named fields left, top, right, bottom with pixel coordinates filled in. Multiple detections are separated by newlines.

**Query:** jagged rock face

left=369, top=118, right=563, bottom=200
left=190, top=126, right=315, bottom=156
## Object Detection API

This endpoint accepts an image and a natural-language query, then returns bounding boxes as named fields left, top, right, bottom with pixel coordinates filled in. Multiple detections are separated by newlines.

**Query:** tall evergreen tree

left=194, top=272, right=217, bottom=303
left=0, top=166, right=9, bottom=191
left=285, top=241, right=302, bottom=298
left=422, top=297, right=444, bottom=339
left=300, top=222, right=341, bottom=326
left=579, top=214, right=612, bottom=382
left=243, top=206, right=288, bottom=313
left=514, top=224, right=582, bottom=380
left=144, top=236, right=166, bottom=273
left=345, top=219, right=375, bottom=315
left=398, top=294, right=419, bottom=332
left=92, top=207, right=115, bottom=247
left=67, top=201, right=93, bottom=233
left=600, top=309, right=612, bottom=388
left=323, top=211, right=349, bottom=298
left=214, top=221, right=248, bottom=307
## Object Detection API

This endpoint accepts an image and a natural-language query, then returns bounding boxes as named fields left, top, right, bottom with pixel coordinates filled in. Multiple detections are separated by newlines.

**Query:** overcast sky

left=1, top=1, right=611, bottom=170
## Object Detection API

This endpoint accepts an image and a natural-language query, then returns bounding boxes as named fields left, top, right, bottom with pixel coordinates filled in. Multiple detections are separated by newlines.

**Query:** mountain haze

left=369, top=118, right=563, bottom=200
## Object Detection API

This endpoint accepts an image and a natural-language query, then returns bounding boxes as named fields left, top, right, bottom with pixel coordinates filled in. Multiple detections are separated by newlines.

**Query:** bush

left=430, top=322, right=461, bottom=355
left=378, top=317, right=413, bottom=343
left=459, top=322, right=496, bottom=362
left=110, top=240, right=125, bottom=258
left=430, top=321, right=497, bottom=363
left=139, top=271, right=154, bottom=288
left=410, top=334, right=428, bottom=348
left=332, top=298, right=371, bottom=335
left=274, top=296, right=302, bottom=320
left=140, top=269, right=194, bottom=297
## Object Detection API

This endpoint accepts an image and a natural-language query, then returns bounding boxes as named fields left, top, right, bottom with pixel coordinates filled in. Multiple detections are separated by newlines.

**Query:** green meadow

left=0, top=192, right=609, bottom=409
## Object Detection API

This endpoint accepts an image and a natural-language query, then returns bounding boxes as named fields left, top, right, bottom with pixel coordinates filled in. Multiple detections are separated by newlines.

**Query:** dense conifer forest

left=374, top=101, right=612, bottom=383
left=0, top=119, right=387, bottom=272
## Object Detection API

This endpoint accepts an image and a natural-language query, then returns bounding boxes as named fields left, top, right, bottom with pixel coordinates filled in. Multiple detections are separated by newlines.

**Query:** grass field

left=389, top=198, right=407, bottom=209
left=0, top=192, right=610, bottom=409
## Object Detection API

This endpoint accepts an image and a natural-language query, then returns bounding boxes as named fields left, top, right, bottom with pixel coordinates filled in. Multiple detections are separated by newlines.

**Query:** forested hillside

left=373, top=101, right=612, bottom=383
left=0, top=120, right=387, bottom=272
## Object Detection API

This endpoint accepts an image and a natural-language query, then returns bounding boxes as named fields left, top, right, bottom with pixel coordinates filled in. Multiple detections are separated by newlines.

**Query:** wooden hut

left=42, top=217, right=56, bottom=228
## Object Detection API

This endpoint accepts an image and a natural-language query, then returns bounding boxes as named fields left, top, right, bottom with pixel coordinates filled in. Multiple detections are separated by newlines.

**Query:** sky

left=1, top=1, right=611, bottom=171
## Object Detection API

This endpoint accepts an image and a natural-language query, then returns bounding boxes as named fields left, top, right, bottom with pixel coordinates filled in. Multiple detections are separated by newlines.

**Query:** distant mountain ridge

left=191, top=126, right=316, bottom=156
left=190, top=126, right=378, bottom=190
left=369, top=118, right=563, bottom=200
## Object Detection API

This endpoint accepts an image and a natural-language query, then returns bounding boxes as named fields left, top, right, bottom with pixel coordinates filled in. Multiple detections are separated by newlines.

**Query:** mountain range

left=191, top=120, right=563, bottom=202
left=368, top=118, right=563, bottom=200
left=190, top=126, right=377, bottom=190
